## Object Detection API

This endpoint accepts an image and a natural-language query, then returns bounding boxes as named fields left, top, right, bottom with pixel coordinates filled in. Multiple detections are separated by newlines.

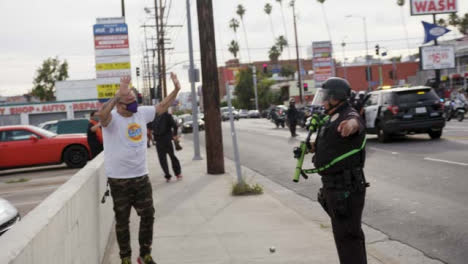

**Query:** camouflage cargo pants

left=108, top=175, right=155, bottom=259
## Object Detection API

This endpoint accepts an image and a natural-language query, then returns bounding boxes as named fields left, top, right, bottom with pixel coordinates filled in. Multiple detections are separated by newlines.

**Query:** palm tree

left=397, top=0, right=411, bottom=56
left=237, top=4, right=251, bottom=62
left=316, top=0, right=332, bottom=41
left=228, top=40, right=240, bottom=59
left=276, top=35, right=288, bottom=52
left=276, top=0, right=291, bottom=59
left=264, top=3, right=275, bottom=40
left=229, top=18, right=241, bottom=60
left=269, top=45, right=281, bottom=63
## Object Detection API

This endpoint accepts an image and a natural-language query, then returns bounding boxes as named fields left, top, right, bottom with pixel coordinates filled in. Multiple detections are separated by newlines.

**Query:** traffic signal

left=263, top=63, right=268, bottom=74
left=136, top=67, right=140, bottom=77
left=375, top=44, right=380, bottom=56
left=303, top=82, right=308, bottom=91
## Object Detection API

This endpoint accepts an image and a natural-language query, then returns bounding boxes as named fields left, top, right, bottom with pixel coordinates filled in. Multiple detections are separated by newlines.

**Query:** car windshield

left=395, top=89, right=438, bottom=104
left=30, top=126, right=57, bottom=138
left=183, top=116, right=193, bottom=122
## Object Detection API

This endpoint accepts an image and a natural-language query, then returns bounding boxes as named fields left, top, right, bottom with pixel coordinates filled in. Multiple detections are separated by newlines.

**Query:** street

left=185, top=118, right=468, bottom=264
left=0, top=165, right=79, bottom=217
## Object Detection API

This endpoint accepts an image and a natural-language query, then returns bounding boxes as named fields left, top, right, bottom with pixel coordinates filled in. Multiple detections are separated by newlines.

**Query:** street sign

left=420, top=45, right=455, bottom=70
left=93, top=17, right=131, bottom=101
left=312, top=41, right=334, bottom=87
left=410, top=0, right=458, bottom=16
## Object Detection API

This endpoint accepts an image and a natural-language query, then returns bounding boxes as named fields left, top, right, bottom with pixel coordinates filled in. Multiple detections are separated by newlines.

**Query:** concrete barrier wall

left=0, top=154, right=114, bottom=264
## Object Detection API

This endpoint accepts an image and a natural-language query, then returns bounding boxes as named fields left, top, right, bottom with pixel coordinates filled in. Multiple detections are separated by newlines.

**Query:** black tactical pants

left=321, top=187, right=367, bottom=264
left=289, top=121, right=297, bottom=136
left=155, top=138, right=181, bottom=179
left=108, top=175, right=155, bottom=259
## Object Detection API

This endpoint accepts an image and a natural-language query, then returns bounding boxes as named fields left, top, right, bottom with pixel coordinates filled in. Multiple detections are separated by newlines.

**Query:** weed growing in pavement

left=231, top=180, right=263, bottom=196
left=5, top=178, right=30, bottom=184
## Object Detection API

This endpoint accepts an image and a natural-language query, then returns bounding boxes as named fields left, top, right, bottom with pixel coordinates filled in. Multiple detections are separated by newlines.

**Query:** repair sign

left=410, top=0, right=457, bottom=15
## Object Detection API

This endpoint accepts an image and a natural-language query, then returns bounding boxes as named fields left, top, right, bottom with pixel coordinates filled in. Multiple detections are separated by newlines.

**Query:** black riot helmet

left=321, top=77, right=351, bottom=102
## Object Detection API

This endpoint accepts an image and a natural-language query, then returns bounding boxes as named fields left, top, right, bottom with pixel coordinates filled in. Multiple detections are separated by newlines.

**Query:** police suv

left=363, top=86, right=445, bottom=142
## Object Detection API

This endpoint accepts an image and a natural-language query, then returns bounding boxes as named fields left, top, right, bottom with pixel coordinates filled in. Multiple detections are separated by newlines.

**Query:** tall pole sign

left=410, top=0, right=458, bottom=89
left=93, top=17, right=132, bottom=102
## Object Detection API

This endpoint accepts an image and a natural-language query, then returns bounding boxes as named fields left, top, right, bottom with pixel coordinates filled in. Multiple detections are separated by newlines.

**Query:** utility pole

left=433, top=14, right=441, bottom=91
left=196, top=0, right=225, bottom=174
left=153, top=0, right=163, bottom=101
left=291, top=1, right=303, bottom=104
left=252, top=66, right=259, bottom=110
left=341, top=40, right=347, bottom=80
left=186, top=0, right=202, bottom=160
left=159, top=0, right=167, bottom=98
left=121, top=0, right=125, bottom=17
left=143, top=26, right=153, bottom=100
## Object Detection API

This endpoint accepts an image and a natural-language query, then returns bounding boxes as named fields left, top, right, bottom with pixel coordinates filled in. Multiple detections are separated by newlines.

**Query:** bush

left=231, top=181, right=263, bottom=196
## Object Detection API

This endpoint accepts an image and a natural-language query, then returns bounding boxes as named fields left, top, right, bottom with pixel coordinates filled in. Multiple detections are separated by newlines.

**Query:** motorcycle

left=445, top=99, right=466, bottom=122
left=270, top=108, right=286, bottom=128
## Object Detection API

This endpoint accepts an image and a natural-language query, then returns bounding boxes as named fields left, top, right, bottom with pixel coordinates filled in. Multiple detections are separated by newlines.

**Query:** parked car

left=238, top=109, right=249, bottom=119
left=248, top=110, right=261, bottom=118
left=0, top=125, right=91, bottom=169
left=0, top=198, right=20, bottom=236
left=220, top=107, right=240, bottom=121
left=363, top=86, right=445, bottom=142
left=39, top=119, right=89, bottom=134
left=180, top=115, right=205, bottom=133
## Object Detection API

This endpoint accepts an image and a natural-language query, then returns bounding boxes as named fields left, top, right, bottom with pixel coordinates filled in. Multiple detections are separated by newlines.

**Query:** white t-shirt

left=102, top=106, right=156, bottom=179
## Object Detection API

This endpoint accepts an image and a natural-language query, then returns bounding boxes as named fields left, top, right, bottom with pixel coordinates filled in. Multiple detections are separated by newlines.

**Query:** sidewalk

left=103, top=142, right=442, bottom=264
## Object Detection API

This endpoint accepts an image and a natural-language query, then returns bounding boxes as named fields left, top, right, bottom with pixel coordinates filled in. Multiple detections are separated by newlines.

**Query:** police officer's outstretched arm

left=337, top=117, right=362, bottom=137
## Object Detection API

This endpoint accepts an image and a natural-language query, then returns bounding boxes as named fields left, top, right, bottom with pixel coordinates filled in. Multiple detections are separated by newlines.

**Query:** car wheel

left=377, top=124, right=390, bottom=143
left=63, top=145, right=88, bottom=168
left=428, top=129, right=442, bottom=139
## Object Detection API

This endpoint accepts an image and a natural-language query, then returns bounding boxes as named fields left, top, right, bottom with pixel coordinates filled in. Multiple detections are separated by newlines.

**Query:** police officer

left=310, top=77, right=368, bottom=264
left=287, top=98, right=299, bottom=137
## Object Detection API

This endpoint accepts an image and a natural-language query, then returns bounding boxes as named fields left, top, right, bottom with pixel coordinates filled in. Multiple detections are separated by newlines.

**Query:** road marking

left=369, top=147, right=399, bottom=155
left=424, top=157, right=468, bottom=166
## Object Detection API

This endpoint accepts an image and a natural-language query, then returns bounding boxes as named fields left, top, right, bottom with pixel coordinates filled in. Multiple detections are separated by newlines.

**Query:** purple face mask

left=126, top=101, right=138, bottom=113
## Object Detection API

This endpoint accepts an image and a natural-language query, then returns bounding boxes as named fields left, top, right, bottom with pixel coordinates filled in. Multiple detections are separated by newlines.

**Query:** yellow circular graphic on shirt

left=127, top=123, right=143, bottom=142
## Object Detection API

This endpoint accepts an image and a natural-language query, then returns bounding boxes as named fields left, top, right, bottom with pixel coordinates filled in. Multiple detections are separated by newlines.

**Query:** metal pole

left=154, top=0, right=163, bottom=101
left=226, top=82, right=243, bottom=184
left=121, top=0, right=125, bottom=17
left=433, top=14, right=441, bottom=91
left=186, top=0, right=202, bottom=160
left=252, top=66, right=259, bottom=110
left=292, top=2, right=303, bottom=104
left=363, top=17, right=371, bottom=91
left=342, top=41, right=347, bottom=80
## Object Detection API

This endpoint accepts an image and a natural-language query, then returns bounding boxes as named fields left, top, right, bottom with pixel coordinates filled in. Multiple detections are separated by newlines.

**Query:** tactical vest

left=313, top=103, right=366, bottom=175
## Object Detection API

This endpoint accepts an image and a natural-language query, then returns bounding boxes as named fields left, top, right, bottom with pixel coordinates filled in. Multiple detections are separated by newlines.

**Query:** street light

left=345, top=14, right=371, bottom=91
left=341, top=36, right=348, bottom=80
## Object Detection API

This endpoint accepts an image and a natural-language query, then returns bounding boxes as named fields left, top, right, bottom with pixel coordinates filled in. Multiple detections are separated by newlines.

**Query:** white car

left=0, top=198, right=20, bottom=236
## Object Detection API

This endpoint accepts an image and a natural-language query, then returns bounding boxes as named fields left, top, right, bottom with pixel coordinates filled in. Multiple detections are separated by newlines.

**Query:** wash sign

left=93, top=17, right=131, bottom=101
left=410, top=0, right=457, bottom=16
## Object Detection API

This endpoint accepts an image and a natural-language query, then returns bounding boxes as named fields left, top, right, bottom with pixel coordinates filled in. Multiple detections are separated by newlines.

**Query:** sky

left=0, top=0, right=467, bottom=97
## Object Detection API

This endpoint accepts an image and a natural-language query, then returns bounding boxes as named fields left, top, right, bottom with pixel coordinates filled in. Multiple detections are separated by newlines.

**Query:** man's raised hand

left=171, top=73, right=181, bottom=91
left=119, top=76, right=135, bottom=103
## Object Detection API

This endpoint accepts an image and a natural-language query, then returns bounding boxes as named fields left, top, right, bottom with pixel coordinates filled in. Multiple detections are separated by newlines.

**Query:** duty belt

left=321, top=168, right=369, bottom=191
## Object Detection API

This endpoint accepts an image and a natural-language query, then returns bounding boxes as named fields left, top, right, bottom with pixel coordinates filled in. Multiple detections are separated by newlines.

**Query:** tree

left=437, top=12, right=468, bottom=35
left=228, top=40, right=240, bottom=58
left=264, top=3, right=275, bottom=40
left=275, top=0, right=291, bottom=59
left=237, top=4, right=251, bottom=62
left=275, top=35, right=288, bottom=53
left=32, top=57, right=68, bottom=101
left=229, top=18, right=240, bottom=36
left=280, top=64, right=295, bottom=78
left=269, top=45, right=281, bottom=63
left=234, top=68, right=254, bottom=109
left=257, top=78, right=278, bottom=110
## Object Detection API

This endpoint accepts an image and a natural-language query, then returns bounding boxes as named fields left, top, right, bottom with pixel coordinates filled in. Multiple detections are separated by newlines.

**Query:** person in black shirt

left=309, top=77, right=369, bottom=264
left=287, top=99, right=299, bottom=137
left=87, top=111, right=103, bottom=159
left=152, top=111, right=182, bottom=182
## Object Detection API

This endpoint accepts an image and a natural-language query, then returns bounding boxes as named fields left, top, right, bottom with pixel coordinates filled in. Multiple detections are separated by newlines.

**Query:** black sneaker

left=137, top=255, right=157, bottom=264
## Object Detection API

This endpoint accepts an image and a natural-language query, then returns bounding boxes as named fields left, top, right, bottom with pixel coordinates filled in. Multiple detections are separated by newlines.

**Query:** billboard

left=419, top=45, right=455, bottom=70
left=410, top=0, right=457, bottom=16
left=93, top=17, right=131, bottom=101
left=312, top=41, right=334, bottom=87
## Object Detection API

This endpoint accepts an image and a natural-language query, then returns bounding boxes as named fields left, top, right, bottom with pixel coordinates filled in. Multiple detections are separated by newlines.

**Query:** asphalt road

left=184, top=118, right=468, bottom=264
left=0, top=165, right=79, bottom=217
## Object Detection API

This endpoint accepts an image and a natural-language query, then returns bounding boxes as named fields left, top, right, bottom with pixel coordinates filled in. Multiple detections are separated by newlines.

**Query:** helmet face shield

left=313, top=88, right=330, bottom=105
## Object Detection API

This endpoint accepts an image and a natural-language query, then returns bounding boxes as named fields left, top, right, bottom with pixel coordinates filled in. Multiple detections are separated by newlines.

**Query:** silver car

left=0, top=198, right=20, bottom=236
